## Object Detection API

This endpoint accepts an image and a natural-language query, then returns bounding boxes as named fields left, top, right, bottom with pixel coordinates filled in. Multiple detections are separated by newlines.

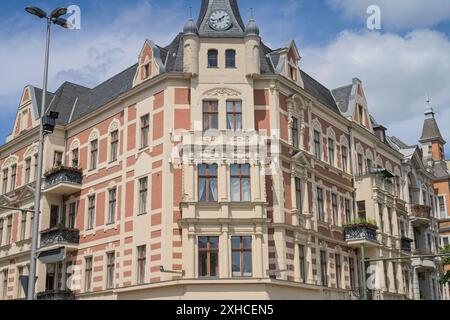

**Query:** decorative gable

left=270, top=41, right=304, bottom=89
left=9, top=86, right=40, bottom=141
left=350, top=78, right=373, bottom=132
left=133, top=40, right=167, bottom=87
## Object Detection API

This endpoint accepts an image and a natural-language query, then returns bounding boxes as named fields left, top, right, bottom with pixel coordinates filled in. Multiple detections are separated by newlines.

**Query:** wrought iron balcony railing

left=410, top=205, right=432, bottom=220
left=36, top=289, right=75, bottom=300
left=401, top=237, right=413, bottom=252
left=44, top=166, right=82, bottom=189
left=344, top=224, right=378, bottom=243
left=40, top=227, right=80, bottom=248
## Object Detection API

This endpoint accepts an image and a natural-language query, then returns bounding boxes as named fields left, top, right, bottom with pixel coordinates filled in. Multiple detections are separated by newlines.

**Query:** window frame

left=207, top=49, right=219, bottom=68
left=335, top=254, right=342, bottom=289
left=317, top=188, right=325, bottom=222
left=231, top=236, right=252, bottom=277
left=328, top=138, right=335, bottom=166
left=198, top=164, right=218, bottom=203
left=72, top=148, right=79, bottom=168
left=198, top=236, right=219, bottom=278
left=110, top=130, right=119, bottom=163
left=84, top=257, right=93, bottom=292
left=10, top=165, right=17, bottom=191
left=202, top=101, right=219, bottom=131
left=137, top=245, right=147, bottom=285
left=226, top=101, right=242, bottom=131
left=106, top=252, right=115, bottom=289
left=299, top=244, right=306, bottom=283
left=332, top=194, right=339, bottom=226
left=341, top=145, right=348, bottom=172
left=90, top=139, right=98, bottom=170
left=314, top=130, right=322, bottom=160
left=108, top=187, right=117, bottom=224
left=24, top=158, right=31, bottom=184
left=140, top=114, right=150, bottom=149
left=138, top=177, right=148, bottom=215
left=225, top=49, right=236, bottom=68
left=292, top=117, right=299, bottom=149
left=320, top=250, right=328, bottom=287
left=87, top=195, right=96, bottom=231
left=2, top=168, right=8, bottom=194
left=230, top=164, right=251, bottom=202
left=295, top=177, right=302, bottom=212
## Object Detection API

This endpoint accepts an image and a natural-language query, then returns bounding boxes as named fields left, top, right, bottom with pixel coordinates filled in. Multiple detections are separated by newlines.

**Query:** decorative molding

left=89, top=129, right=99, bottom=141
left=109, top=119, right=120, bottom=132
left=24, top=145, right=39, bottom=158
left=203, top=87, right=241, bottom=97
left=2, top=155, right=19, bottom=169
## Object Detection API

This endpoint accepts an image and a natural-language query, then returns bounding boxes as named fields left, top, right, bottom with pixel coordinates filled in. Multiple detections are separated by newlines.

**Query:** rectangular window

left=20, top=213, right=26, bottom=241
left=328, top=139, right=335, bottom=166
left=443, top=236, right=449, bottom=246
left=349, top=257, right=356, bottom=290
left=50, top=205, right=60, bottom=228
left=387, top=207, right=393, bottom=235
left=357, top=201, right=366, bottom=220
left=299, top=244, right=306, bottom=283
left=317, top=188, right=325, bottom=222
left=393, top=263, right=398, bottom=293
left=110, top=130, right=119, bottom=162
left=231, top=236, right=252, bottom=277
left=366, top=158, right=372, bottom=171
left=106, top=252, right=115, bottom=289
left=6, top=216, right=12, bottom=245
left=225, top=49, right=236, bottom=68
left=198, top=236, right=219, bottom=277
left=358, top=105, right=364, bottom=125
left=230, top=164, right=251, bottom=202
left=341, top=146, right=348, bottom=172
left=68, top=203, right=76, bottom=229
left=378, top=203, right=384, bottom=233
left=10, top=165, right=16, bottom=191
left=87, top=195, right=96, bottom=230
left=16, top=266, right=24, bottom=298
left=25, top=158, right=31, bottom=184
left=208, top=49, right=218, bottom=68
left=90, top=140, right=98, bottom=170
left=357, top=154, right=363, bottom=175
left=139, top=177, right=148, bottom=215
left=0, top=219, right=3, bottom=245
left=439, top=196, right=447, bottom=218
left=292, top=117, right=299, bottom=149
left=383, top=261, right=389, bottom=291
left=314, top=130, right=321, bottom=160
left=2, top=169, right=8, bottom=194
left=45, top=264, right=55, bottom=291
left=2, top=270, right=8, bottom=300
left=84, top=257, right=92, bottom=292
left=57, top=262, right=63, bottom=290
left=144, top=63, right=150, bottom=79
left=335, top=254, right=342, bottom=289
left=226, top=101, right=242, bottom=131
left=53, top=152, right=63, bottom=167
left=198, top=164, right=218, bottom=202
left=332, top=194, right=339, bottom=226
left=320, top=250, right=328, bottom=287
left=140, top=115, right=150, bottom=149
left=345, top=199, right=352, bottom=225
left=290, top=66, right=297, bottom=81
left=72, top=149, right=79, bottom=168
left=295, top=178, right=302, bottom=212
left=108, top=188, right=117, bottom=224
left=66, top=262, right=73, bottom=290
left=203, top=101, right=219, bottom=131
left=137, top=245, right=146, bottom=284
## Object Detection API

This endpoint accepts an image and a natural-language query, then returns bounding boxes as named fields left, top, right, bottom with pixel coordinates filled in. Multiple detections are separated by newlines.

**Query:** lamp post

left=25, top=6, right=71, bottom=301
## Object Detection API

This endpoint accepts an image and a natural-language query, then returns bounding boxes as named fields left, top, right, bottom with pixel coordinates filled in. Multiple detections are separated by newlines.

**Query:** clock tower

left=197, top=0, right=246, bottom=37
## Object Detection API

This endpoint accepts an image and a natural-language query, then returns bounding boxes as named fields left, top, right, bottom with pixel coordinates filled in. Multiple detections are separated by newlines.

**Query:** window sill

left=137, top=212, right=148, bottom=216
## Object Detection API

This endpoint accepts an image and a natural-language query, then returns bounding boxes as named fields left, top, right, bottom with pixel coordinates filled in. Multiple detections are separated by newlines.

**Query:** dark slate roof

left=164, top=33, right=184, bottom=72
left=434, top=161, right=450, bottom=179
left=196, top=0, right=245, bottom=37
left=390, top=136, right=412, bottom=149
left=34, top=88, right=55, bottom=119
left=300, top=70, right=340, bottom=114
left=420, top=116, right=445, bottom=143
left=197, top=0, right=245, bottom=30
left=331, top=85, right=352, bottom=114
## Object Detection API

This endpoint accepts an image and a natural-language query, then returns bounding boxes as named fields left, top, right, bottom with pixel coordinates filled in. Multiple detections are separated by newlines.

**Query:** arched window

left=208, top=49, right=218, bottom=68
left=225, top=49, right=236, bottom=68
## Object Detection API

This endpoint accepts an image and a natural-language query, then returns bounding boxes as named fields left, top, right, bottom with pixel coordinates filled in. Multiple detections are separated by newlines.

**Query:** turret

left=419, top=99, right=446, bottom=165
left=244, top=13, right=260, bottom=77
left=183, top=8, right=200, bottom=77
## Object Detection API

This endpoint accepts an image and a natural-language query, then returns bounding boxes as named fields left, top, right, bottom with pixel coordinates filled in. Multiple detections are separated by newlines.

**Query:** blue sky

left=1, top=0, right=450, bottom=155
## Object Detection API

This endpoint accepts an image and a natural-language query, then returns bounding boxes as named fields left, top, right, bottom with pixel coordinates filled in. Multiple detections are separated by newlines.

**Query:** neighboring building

left=0, top=0, right=447, bottom=300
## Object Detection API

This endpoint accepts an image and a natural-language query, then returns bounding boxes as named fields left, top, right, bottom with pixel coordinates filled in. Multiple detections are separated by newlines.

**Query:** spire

left=419, top=97, right=446, bottom=144
left=245, top=8, right=260, bottom=37
left=183, top=6, right=199, bottom=36
left=424, top=96, right=434, bottom=119
left=196, top=0, right=246, bottom=37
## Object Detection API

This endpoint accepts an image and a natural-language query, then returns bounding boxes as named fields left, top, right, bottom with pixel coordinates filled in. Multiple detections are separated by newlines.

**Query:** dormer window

left=144, top=63, right=150, bottom=79
left=225, top=50, right=236, bottom=68
left=208, top=49, right=218, bottom=68
left=358, top=105, right=364, bottom=126
left=290, top=65, right=297, bottom=81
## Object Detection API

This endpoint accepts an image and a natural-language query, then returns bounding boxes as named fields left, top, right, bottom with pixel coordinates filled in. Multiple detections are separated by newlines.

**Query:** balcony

left=43, top=166, right=82, bottom=195
left=36, top=289, right=75, bottom=300
left=401, top=237, right=413, bottom=253
left=344, top=223, right=379, bottom=248
left=40, top=227, right=80, bottom=252
left=410, top=205, right=432, bottom=226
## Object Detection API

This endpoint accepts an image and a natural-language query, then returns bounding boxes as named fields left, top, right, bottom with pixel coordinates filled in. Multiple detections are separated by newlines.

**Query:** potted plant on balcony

left=343, top=218, right=378, bottom=230
left=44, top=165, right=82, bottom=177
left=343, top=218, right=379, bottom=243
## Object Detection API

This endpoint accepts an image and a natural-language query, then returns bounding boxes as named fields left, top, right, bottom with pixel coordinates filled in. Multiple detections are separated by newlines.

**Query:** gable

left=133, top=40, right=166, bottom=87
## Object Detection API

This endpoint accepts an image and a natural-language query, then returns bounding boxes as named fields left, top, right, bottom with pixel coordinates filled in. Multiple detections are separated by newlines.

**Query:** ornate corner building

left=0, top=0, right=448, bottom=300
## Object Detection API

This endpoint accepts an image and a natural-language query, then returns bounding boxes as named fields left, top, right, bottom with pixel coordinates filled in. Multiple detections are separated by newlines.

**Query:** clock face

left=209, top=10, right=232, bottom=31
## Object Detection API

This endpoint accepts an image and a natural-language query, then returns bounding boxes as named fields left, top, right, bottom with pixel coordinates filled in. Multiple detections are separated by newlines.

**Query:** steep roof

left=196, top=0, right=245, bottom=37
left=300, top=71, right=340, bottom=114
left=331, top=85, right=352, bottom=114
left=420, top=116, right=445, bottom=143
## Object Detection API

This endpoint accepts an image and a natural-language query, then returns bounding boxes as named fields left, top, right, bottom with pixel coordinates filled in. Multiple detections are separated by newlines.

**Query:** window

left=10, top=165, right=16, bottom=191
left=108, top=188, right=117, bottom=224
left=139, top=177, right=148, bottom=214
left=358, top=105, right=364, bottom=125
left=332, top=194, right=339, bottom=225
left=45, top=264, right=56, bottom=291
left=299, top=245, right=306, bottom=283
left=140, top=115, right=150, bottom=149
left=25, top=158, right=31, bottom=184
left=225, top=49, right=236, bottom=68
left=68, top=203, right=76, bottom=229
left=383, top=261, right=389, bottom=291
left=137, top=245, right=146, bottom=284
left=90, top=140, right=98, bottom=170
left=66, top=262, right=73, bottom=290
left=56, top=262, right=63, bottom=290
left=366, top=158, right=372, bottom=171
left=439, top=196, right=447, bottom=218
left=87, top=195, right=96, bottom=230
left=292, top=117, right=299, bottom=149
left=314, top=130, right=321, bottom=159
left=345, top=199, right=352, bottom=225
left=328, top=139, right=335, bottom=166
left=6, top=216, right=12, bottom=245
left=357, top=154, right=364, bottom=175
left=110, top=130, right=119, bottom=162
left=231, top=236, right=252, bottom=277
left=106, top=252, right=115, bottom=289
left=198, top=164, right=218, bottom=202
left=2, top=270, right=8, bottom=300
left=387, top=207, right=393, bottom=235
left=0, top=219, right=3, bottom=245
left=317, top=188, right=325, bottom=222
left=198, top=236, right=219, bottom=277
left=349, top=257, right=356, bottom=290
left=335, top=254, right=342, bottom=289
left=203, top=101, right=218, bottom=131
left=443, top=236, right=449, bottom=246
left=403, top=270, right=410, bottom=295
left=20, top=213, right=26, bottom=241
left=357, top=201, right=366, bottom=220
left=378, top=203, right=384, bottom=233
left=290, top=65, right=297, bottom=81
left=144, top=63, right=150, bottom=79
left=53, top=152, right=63, bottom=167
left=226, top=101, right=242, bottom=131
left=50, top=205, right=60, bottom=228
left=320, top=250, right=328, bottom=287
left=231, top=164, right=251, bottom=202
left=341, top=146, right=348, bottom=172
left=72, top=148, right=79, bottom=168
left=84, top=257, right=92, bottom=292
left=207, top=49, right=218, bottom=68
left=295, top=178, right=302, bottom=212
left=2, top=169, right=8, bottom=194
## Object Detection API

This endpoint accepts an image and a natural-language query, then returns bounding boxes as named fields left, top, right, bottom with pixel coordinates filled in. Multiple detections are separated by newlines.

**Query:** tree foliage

left=439, top=245, right=450, bottom=285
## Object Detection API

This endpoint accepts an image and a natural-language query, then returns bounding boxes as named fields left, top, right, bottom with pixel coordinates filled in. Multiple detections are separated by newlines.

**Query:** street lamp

left=25, top=6, right=71, bottom=301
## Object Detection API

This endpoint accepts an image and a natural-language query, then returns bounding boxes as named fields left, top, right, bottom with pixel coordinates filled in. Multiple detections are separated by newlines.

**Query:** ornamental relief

left=24, top=145, right=39, bottom=158
left=2, top=156, right=19, bottom=169
left=203, top=88, right=241, bottom=97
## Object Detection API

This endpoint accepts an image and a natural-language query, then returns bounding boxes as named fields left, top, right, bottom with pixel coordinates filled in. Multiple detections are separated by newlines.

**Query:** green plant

left=439, top=245, right=450, bottom=285
left=344, top=218, right=378, bottom=229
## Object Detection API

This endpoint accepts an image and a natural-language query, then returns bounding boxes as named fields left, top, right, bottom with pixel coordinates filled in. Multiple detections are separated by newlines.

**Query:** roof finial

left=425, top=94, right=434, bottom=117
left=189, top=6, right=193, bottom=20
left=250, top=8, right=254, bottom=20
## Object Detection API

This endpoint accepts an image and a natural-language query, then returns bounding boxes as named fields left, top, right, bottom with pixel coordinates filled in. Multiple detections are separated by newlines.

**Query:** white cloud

left=327, top=0, right=450, bottom=30
left=301, top=29, right=450, bottom=152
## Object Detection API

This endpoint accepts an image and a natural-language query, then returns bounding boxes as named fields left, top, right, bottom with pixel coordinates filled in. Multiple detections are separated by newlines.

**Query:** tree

left=439, top=245, right=450, bottom=285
